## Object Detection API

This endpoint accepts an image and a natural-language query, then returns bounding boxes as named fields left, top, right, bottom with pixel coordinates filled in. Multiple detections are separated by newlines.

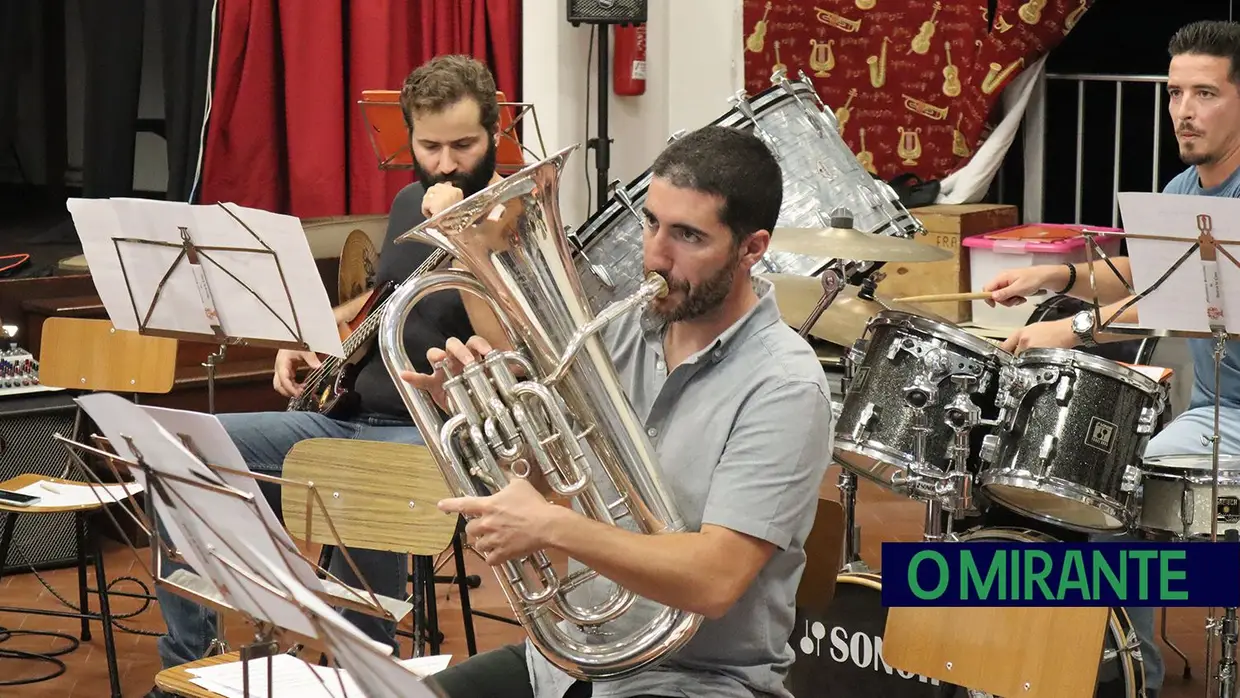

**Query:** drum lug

left=1121, top=464, right=1142, bottom=493
left=729, top=92, right=783, bottom=160
left=566, top=229, right=615, bottom=290
left=851, top=403, right=880, bottom=442
left=1137, top=406, right=1159, bottom=434
left=1054, top=370, right=1075, bottom=406
left=1038, top=435, right=1058, bottom=466
left=980, top=433, right=1000, bottom=464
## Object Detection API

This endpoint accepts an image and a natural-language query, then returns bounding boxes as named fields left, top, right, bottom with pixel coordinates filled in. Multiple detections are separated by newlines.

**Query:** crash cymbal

left=761, top=273, right=950, bottom=347
left=768, top=224, right=952, bottom=263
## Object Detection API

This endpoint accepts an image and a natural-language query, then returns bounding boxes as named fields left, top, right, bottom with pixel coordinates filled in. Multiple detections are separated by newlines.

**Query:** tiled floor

left=0, top=466, right=1218, bottom=696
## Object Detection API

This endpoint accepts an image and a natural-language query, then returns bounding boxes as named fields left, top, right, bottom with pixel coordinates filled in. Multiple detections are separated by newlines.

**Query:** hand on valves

left=400, top=335, right=564, bottom=567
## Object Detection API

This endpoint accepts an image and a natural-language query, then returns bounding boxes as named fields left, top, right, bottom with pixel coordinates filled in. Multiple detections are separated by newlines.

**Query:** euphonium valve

left=378, top=144, right=702, bottom=681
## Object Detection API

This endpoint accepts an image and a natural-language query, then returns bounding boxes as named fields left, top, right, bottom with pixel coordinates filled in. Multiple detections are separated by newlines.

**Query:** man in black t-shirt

left=149, top=55, right=506, bottom=688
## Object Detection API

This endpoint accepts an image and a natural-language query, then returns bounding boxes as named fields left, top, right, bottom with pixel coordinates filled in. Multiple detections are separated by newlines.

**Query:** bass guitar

left=287, top=248, right=448, bottom=416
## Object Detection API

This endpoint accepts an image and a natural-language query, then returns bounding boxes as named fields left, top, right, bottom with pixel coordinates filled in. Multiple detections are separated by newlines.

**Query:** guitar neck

left=341, top=248, right=450, bottom=355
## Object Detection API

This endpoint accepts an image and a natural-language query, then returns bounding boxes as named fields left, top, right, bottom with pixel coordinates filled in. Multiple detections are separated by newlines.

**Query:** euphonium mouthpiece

left=643, top=272, right=670, bottom=299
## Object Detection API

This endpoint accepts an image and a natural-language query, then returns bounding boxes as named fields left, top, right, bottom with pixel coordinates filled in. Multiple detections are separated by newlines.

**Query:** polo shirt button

left=712, top=349, right=722, bottom=360
left=656, top=359, right=665, bottom=371
left=647, top=427, right=658, bottom=437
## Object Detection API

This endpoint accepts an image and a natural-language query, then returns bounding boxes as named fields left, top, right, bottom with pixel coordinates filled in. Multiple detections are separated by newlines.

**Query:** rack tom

left=834, top=311, right=1008, bottom=507
left=977, top=349, right=1167, bottom=532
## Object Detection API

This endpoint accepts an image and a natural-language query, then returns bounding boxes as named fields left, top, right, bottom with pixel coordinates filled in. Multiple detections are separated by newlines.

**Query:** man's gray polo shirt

left=526, top=276, right=835, bottom=697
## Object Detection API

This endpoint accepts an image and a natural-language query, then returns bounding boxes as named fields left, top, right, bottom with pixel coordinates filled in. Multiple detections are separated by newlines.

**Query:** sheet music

left=13, top=480, right=143, bottom=508
left=66, top=197, right=344, bottom=357
left=185, top=653, right=451, bottom=697
left=255, top=554, right=441, bottom=698
left=75, top=393, right=324, bottom=640
left=1116, top=192, right=1240, bottom=334
left=137, top=405, right=321, bottom=588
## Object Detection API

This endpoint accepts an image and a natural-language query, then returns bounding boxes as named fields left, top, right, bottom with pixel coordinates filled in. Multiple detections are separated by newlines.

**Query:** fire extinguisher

left=613, top=24, right=647, bottom=96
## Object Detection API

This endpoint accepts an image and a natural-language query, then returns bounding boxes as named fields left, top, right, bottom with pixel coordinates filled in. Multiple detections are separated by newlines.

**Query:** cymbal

left=761, top=273, right=950, bottom=347
left=768, top=225, right=953, bottom=263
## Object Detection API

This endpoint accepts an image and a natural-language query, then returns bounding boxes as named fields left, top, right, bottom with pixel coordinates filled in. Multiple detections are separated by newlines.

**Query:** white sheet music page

left=139, top=405, right=324, bottom=591
left=65, top=198, right=344, bottom=357
left=255, top=554, right=441, bottom=698
left=1116, top=192, right=1240, bottom=334
left=75, top=393, right=323, bottom=639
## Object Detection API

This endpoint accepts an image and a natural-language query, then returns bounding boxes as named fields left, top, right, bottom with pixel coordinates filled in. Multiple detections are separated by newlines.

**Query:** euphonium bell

left=378, top=144, right=703, bottom=680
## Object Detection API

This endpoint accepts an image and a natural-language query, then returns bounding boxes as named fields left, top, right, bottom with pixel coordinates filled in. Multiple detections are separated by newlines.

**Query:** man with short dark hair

left=405, top=125, right=834, bottom=698
left=147, top=54, right=506, bottom=693
left=977, top=20, right=1240, bottom=697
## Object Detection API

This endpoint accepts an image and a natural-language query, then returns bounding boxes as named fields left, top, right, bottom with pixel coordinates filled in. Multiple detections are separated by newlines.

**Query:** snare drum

left=570, top=69, right=922, bottom=313
left=977, top=349, right=1167, bottom=532
left=833, top=311, right=1008, bottom=504
left=1137, top=453, right=1240, bottom=539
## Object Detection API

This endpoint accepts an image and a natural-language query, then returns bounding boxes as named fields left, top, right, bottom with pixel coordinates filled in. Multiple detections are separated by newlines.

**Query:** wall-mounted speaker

left=567, top=0, right=647, bottom=26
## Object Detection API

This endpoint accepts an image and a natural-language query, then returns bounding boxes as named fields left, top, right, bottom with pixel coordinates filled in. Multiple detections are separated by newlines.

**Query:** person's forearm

left=334, top=290, right=373, bottom=326
left=1091, top=297, right=1140, bottom=344
left=543, top=507, right=739, bottom=619
left=1061, top=257, right=1132, bottom=305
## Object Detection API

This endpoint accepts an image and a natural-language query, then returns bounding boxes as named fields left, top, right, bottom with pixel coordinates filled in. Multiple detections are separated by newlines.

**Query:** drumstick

left=893, top=290, right=1048, bottom=303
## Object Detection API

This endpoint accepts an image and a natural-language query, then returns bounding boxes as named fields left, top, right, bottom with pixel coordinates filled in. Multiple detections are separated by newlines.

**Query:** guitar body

left=288, top=280, right=395, bottom=417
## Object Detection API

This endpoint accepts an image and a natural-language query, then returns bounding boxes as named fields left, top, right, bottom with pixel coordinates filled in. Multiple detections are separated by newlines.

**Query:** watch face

left=1073, top=312, right=1090, bottom=333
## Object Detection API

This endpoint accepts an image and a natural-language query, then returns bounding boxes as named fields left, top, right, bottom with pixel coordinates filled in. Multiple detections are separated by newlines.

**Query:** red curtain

left=199, top=0, right=522, bottom=219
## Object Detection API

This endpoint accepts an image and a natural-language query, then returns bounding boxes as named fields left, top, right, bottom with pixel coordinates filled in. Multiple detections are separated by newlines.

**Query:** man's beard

left=1178, top=127, right=1215, bottom=166
left=413, top=137, right=498, bottom=198
left=646, top=245, right=740, bottom=323
left=1181, top=147, right=1216, bottom=166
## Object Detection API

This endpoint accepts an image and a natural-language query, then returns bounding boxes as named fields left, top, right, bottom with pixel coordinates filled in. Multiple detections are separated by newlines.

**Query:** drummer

left=977, top=20, right=1240, bottom=698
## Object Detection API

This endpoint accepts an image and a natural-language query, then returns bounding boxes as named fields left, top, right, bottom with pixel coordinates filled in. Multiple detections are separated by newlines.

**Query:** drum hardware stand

left=837, top=339, right=868, bottom=571
left=796, top=259, right=846, bottom=340
left=906, top=387, right=953, bottom=542
left=204, top=344, right=226, bottom=414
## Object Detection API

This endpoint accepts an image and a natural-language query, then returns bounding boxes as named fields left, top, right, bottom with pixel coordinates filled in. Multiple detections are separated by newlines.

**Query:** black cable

left=7, top=543, right=161, bottom=638
left=584, top=26, right=595, bottom=216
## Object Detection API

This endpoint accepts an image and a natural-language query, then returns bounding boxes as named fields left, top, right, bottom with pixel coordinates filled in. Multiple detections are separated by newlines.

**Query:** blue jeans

left=155, top=410, right=425, bottom=670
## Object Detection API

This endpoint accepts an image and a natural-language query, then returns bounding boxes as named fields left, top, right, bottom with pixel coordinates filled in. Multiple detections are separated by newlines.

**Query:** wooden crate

left=876, top=203, right=1019, bottom=322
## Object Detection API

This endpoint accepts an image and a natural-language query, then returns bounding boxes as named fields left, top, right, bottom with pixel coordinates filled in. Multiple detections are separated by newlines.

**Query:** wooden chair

left=0, top=317, right=176, bottom=698
left=280, top=438, right=476, bottom=656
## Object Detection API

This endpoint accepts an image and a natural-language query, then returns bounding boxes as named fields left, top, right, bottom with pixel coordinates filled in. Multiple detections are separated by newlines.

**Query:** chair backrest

left=38, top=317, right=177, bottom=394
left=281, top=438, right=457, bottom=556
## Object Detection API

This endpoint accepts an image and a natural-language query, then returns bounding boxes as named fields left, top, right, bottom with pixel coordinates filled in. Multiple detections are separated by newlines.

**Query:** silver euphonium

left=377, top=144, right=703, bottom=680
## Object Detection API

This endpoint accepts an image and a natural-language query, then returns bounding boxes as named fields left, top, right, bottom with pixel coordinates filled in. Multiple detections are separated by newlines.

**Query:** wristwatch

left=1071, top=310, right=1098, bottom=348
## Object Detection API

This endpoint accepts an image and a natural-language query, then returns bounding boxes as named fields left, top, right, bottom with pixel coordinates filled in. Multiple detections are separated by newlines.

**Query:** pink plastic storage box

left=962, top=224, right=1123, bottom=329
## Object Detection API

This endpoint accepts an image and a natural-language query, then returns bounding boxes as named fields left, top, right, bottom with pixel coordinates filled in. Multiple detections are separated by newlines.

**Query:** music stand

left=50, top=392, right=415, bottom=695
left=256, top=557, right=448, bottom=698
left=64, top=198, right=346, bottom=413
left=357, top=89, right=548, bottom=175
left=1082, top=190, right=1240, bottom=698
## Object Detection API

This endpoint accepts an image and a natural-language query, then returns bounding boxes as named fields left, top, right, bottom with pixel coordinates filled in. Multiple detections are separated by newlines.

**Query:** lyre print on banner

left=742, top=0, right=1095, bottom=181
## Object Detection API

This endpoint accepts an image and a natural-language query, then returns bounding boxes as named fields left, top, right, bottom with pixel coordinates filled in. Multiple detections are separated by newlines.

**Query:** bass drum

left=785, top=529, right=1145, bottom=697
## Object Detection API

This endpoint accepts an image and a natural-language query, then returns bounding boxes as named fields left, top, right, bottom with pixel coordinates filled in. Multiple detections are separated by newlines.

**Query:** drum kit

left=566, top=67, right=1239, bottom=696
